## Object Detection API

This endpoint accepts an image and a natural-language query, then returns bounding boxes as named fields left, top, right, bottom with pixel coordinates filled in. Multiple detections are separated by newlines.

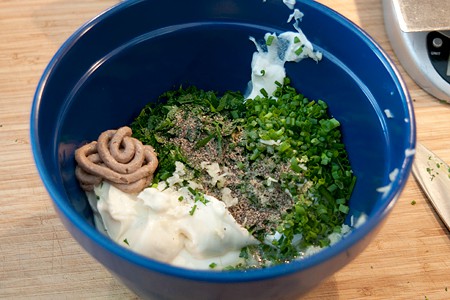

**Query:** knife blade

left=412, top=142, right=450, bottom=231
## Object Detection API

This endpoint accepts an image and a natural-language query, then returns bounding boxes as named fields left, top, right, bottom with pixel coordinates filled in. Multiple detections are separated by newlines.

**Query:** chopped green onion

left=189, top=204, right=197, bottom=216
left=266, top=35, right=275, bottom=46
left=260, top=88, right=269, bottom=98
left=338, top=204, right=349, bottom=214
left=295, top=47, right=303, bottom=55
left=130, top=78, right=355, bottom=268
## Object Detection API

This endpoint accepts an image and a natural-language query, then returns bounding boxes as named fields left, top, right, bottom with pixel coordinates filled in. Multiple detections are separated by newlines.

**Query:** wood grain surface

left=1, top=1, right=449, bottom=299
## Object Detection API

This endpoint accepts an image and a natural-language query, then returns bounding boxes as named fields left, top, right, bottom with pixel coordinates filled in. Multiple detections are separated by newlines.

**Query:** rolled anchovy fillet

left=111, top=175, right=154, bottom=194
left=74, top=127, right=158, bottom=194
left=97, top=126, right=145, bottom=174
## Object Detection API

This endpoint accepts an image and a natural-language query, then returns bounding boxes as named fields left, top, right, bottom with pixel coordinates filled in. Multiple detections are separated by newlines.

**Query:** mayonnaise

left=87, top=179, right=257, bottom=270
left=246, top=22, right=322, bottom=100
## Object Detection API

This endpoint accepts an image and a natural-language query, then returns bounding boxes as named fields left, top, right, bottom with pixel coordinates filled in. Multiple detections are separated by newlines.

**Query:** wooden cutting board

left=1, top=1, right=449, bottom=299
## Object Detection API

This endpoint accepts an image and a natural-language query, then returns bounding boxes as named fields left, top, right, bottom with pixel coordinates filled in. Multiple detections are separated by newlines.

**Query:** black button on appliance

left=427, top=31, right=450, bottom=84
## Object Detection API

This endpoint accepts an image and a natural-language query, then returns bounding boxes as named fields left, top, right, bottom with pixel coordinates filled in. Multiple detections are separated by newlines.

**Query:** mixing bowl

left=30, top=0, right=415, bottom=299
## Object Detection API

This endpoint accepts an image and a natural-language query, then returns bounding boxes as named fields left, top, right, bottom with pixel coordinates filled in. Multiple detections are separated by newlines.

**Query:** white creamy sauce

left=246, top=24, right=322, bottom=100
left=376, top=167, right=400, bottom=197
left=405, top=148, right=416, bottom=157
left=282, top=0, right=296, bottom=10
left=384, top=108, right=394, bottom=118
left=88, top=181, right=257, bottom=270
left=287, top=9, right=304, bottom=23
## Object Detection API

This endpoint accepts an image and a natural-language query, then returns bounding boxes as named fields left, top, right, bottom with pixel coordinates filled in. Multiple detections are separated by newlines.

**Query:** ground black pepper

left=164, top=104, right=299, bottom=234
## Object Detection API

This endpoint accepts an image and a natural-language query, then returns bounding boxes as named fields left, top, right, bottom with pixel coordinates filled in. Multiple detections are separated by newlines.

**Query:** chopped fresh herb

left=130, top=77, right=355, bottom=268
left=189, top=204, right=197, bottom=216
left=295, top=47, right=303, bottom=56
left=123, top=238, right=130, bottom=246
left=260, top=69, right=266, bottom=76
left=188, top=187, right=209, bottom=205
left=294, top=36, right=301, bottom=44
left=266, top=35, right=275, bottom=46
left=259, top=88, right=269, bottom=98
left=209, top=262, right=217, bottom=269
left=178, top=196, right=184, bottom=201
left=426, top=166, right=437, bottom=181
left=411, top=200, right=416, bottom=205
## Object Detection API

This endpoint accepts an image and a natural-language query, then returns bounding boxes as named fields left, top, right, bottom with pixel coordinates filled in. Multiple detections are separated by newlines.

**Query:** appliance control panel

left=383, top=0, right=450, bottom=101
left=427, top=31, right=450, bottom=85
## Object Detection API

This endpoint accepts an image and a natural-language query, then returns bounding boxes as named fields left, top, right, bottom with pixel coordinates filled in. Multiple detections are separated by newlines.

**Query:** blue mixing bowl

left=31, top=0, right=415, bottom=299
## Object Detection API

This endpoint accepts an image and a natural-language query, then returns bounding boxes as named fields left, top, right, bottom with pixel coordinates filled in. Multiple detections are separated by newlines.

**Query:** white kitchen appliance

left=383, top=0, right=450, bottom=101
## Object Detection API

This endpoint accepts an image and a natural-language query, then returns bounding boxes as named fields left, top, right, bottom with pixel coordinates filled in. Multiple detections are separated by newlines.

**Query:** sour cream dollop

left=87, top=181, right=257, bottom=270
left=246, top=23, right=322, bottom=100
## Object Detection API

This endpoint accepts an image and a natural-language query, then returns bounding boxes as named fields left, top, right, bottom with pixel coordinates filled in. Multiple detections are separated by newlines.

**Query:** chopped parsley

left=209, top=262, right=217, bottom=269
left=130, top=77, right=355, bottom=268
left=426, top=155, right=450, bottom=180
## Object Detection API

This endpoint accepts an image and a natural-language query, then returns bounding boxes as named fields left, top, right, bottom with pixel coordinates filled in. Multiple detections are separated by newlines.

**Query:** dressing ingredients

left=80, top=3, right=352, bottom=270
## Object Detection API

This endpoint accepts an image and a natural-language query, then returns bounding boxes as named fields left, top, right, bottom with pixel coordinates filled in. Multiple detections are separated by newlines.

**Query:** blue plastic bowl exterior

left=30, top=0, right=415, bottom=299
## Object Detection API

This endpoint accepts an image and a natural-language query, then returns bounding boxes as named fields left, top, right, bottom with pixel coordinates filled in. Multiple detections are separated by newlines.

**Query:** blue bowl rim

left=30, top=0, right=416, bottom=283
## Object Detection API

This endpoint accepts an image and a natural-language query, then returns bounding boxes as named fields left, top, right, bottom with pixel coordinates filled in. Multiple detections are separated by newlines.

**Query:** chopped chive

left=189, top=204, right=197, bottom=216
left=295, top=47, right=303, bottom=55
left=129, top=78, right=355, bottom=268
left=338, top=204, right=349, bottom=214
left=266, top=35, right=275, bottom=46
left=260, top=88, right=269, bottom=98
